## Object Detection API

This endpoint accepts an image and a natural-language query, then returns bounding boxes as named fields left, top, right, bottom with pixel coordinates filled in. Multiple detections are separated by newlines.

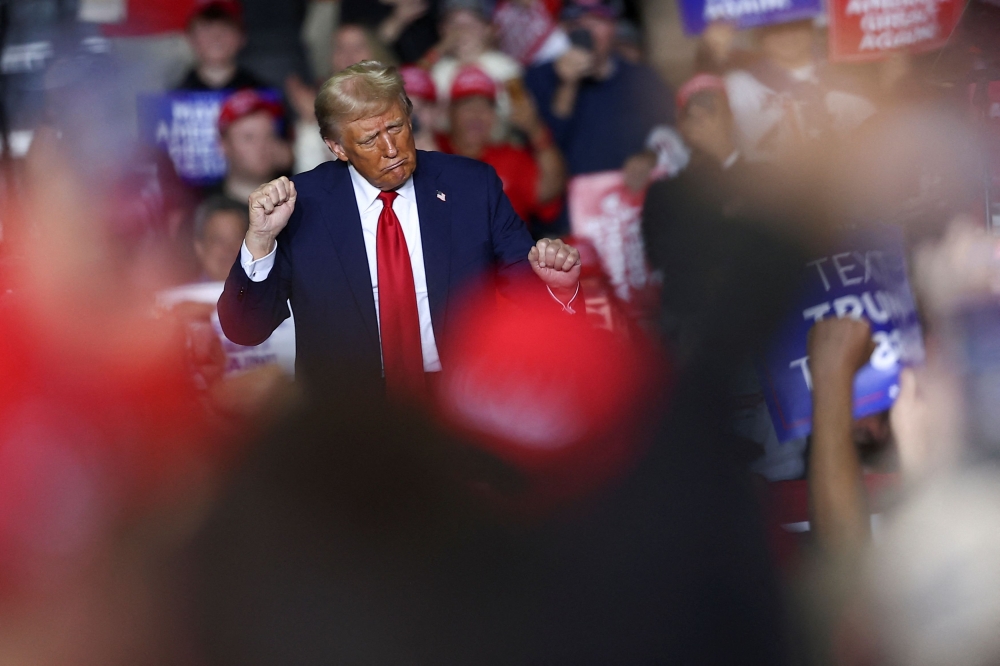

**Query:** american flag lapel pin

left=436, top=190, right=446, bottom=202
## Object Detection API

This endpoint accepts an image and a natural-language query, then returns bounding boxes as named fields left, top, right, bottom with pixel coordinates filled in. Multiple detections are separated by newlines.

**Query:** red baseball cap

left=676, top=73, right=728, bottom=112
left=217, top=89, right=281, bottom=134
left=432, top=278, right=668, bottom=516
left=449, top=66, right=497, bottom=103
left=188, top=0, right=243, bottom=27
left=400, top=65, right=437, bottom=103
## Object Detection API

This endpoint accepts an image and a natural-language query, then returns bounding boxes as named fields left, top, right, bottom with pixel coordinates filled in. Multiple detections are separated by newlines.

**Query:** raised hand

left=528, top=238, right=581, bottom=296
left=554, top=47, right=595, bottom=85
left=247, top=176, right=297, bottom=259
left=807, top=317, right=876, bottom=385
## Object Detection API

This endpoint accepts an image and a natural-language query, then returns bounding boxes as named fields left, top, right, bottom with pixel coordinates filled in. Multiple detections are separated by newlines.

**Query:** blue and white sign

left=756, top=225, right=922, bottom=442
left=679, top=0, right=824, bottom=35
left=137, top=89, right=281, bottom=186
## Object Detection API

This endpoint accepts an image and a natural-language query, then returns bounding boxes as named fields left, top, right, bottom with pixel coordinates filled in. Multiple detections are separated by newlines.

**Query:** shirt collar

left=348, top=163, right=415, bottom=213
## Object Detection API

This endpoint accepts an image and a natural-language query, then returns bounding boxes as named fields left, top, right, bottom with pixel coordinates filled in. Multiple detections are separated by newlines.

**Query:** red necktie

left=376, top=190, right=425, bottom=399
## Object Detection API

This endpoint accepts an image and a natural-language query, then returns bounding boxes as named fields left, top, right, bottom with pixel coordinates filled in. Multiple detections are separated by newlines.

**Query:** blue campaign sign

left=137, top=89, right=281, bottom=186
left=678, top=0, right=824, bottom=35
left=756, top=225, right=922, bottom=442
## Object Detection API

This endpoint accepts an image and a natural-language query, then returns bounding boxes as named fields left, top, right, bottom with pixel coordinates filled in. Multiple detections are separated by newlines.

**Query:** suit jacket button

left=237, top=287, right=245, bottom=302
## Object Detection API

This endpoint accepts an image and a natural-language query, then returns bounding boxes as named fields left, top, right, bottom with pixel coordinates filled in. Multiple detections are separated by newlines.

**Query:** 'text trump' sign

left=757, top=226, right=922, bottom=442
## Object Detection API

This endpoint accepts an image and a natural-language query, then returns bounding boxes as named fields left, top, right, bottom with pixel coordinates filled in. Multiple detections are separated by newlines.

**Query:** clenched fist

left=554, top=47, right=595, bottom=84
left=247, top=176, right=297, bottom=259
left=528, top=238, right=581, bottom=298
left=807, top=317, right=876, bottom=386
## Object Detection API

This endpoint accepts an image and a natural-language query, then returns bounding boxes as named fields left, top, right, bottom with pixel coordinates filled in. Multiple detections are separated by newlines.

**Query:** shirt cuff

left=547, top=283, right=581, bottom=315
left=241, top=239, right=277, bottom=282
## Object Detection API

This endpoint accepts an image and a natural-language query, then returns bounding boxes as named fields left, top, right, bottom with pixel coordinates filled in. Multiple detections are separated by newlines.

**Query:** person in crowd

left=614, top=19, right=643, bottom=65
left=339, top=0, right=440, bottom=64
left=236, top=0, right=312, bottom=90
left=287, top=23, right=398, bottom=173
left=194, top=196, right=251, bottom=282
left=492, top=0, right=569, bottom=67
left=805, top=317, right=881, bottom=553
left=642, top=74, right=799, bottom=349
left=428, top=0, right=522, bottom=133
left=440, top=65, right=564, bottom=228
left=724, top=20, right=875, bottom=162
left=218, top=61, right=582, bottom=401
left=693, top=21, right=756, bottom=75
left=212, top=89, right=293, bottom=204
left=161, top=195, right=298, bottom=378
left=524, top=0, right=673, bottom=190
left=177, top=0, right=267, bottom=91
left=331, top=23, right=399, bottom=74
left=400, top=65, right=443, bottom=151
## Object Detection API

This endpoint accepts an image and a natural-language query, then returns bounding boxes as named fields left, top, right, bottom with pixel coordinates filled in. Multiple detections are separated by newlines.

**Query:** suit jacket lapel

left=320, top=164, right=380, bottom=346
left=413, top=154, right=452, bottom=346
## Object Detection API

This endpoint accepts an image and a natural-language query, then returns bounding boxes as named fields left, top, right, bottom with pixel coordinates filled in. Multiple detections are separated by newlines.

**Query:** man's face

left=221, top=111, right=280, bottom=183
left=679, top=95, right=730, bottom=155
left=760, top=24, right=814, bottom=68
left=326, top=100, right=417, bottom=191
left=331, top=25, right=374, bottom=73
left=442, top=9, right=491, bottom=57
left=410, top=97, right=441, bottom=135
left=188, top=18, right=244, bottom=68
left=450, top=96, right=495, bottom=149
left=575, top=14, right=616, bottom=62
left=195, top=210, right=247, bottom=282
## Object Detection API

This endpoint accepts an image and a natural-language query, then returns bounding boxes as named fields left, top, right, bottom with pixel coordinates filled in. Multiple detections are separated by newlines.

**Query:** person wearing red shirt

left=440, top=66, right=565, bottom=229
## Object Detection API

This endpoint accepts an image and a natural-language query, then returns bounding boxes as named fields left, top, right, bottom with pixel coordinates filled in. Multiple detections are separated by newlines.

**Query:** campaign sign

left=756, top=226, right=922, bottom=442
left=568, top=171, right=651, bottom=302
left=828, top=0, right=964, bottom=63
left=679, top=0, right=823, bottom=35
left=157, top=281, right=296, bottom=377
left=137, top=89, right=281, bottom=186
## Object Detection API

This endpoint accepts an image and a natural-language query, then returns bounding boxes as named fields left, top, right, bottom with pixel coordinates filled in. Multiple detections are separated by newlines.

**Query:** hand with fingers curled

left=528, top=238, right=582, bottom=301
left=246, top=176, right=298, bottom=259
left=807, top=317, right=877, bottom=387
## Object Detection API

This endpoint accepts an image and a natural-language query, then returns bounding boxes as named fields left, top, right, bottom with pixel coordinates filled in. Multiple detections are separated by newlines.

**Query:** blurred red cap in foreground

left=434, top=280, right=670, bottom=517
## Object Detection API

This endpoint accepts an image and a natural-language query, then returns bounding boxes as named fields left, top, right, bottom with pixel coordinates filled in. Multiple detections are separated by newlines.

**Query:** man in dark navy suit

left=218, top=60, right=582, bottom=398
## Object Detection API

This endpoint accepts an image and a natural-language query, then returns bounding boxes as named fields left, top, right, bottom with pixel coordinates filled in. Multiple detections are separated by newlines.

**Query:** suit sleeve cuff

left=547, top=283, right=581, bottom=315
left=241, top=240, right=277, bottom=282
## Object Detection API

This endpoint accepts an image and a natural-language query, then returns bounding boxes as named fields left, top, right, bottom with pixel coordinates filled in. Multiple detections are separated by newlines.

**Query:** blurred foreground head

left=433, top=283, right=667, bottom=515
left=861, top=468, right=1000, bottom=666
left=192, top=284, right=678, bottom=663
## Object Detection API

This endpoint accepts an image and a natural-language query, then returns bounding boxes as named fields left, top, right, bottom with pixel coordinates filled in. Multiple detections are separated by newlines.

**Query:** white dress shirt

left=240, top=165, right=442, bottom=372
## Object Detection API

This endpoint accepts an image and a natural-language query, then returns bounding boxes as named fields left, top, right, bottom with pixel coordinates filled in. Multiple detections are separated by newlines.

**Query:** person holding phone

left=523, top=0, right=675, bottom=193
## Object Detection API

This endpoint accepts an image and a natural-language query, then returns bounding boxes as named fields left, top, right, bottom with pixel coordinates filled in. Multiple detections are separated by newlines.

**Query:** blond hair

left=314, top=60, right=412, bottom=140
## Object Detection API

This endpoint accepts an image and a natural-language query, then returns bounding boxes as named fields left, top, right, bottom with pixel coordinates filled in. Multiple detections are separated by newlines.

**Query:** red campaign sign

left=567, top=171, right=651, bottom=303
left=828, top=0, right=965, bottom=63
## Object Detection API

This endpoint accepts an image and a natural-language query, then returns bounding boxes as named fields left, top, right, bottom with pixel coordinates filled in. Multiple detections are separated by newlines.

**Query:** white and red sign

left=568, top=171, right=651, bottom=303
left=828, top=0, right=965, bottom=63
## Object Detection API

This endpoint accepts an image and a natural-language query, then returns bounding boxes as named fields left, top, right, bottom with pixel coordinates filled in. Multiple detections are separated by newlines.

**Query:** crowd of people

left=2, top=0, right=1000, bottom=663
